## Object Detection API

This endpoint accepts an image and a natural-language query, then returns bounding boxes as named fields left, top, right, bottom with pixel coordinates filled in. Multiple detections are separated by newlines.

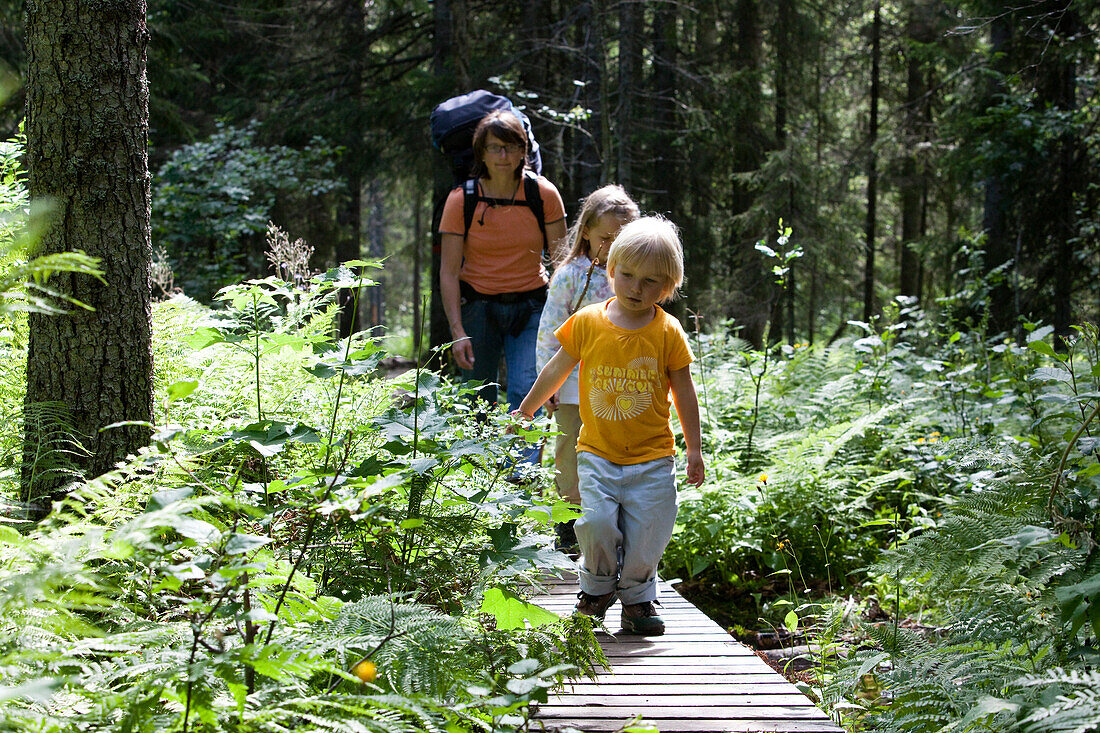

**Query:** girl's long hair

left=558, top=184, right=640, bottom=267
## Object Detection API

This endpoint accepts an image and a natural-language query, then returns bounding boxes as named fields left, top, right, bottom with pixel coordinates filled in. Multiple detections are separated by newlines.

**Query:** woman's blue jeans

left=460, top=294, right=544, bottom=467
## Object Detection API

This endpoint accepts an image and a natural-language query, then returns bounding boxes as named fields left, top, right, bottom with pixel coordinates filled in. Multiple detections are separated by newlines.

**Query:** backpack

left=430, top=90, right=548, bottom=251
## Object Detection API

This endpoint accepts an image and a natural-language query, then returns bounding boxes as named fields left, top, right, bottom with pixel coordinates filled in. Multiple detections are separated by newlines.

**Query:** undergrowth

left=666, top=302, right=1100, bottom=732
left=0, top=183, right=599, bottom=730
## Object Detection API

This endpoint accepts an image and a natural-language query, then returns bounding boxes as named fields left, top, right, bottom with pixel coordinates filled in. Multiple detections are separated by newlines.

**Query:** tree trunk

left=412, top=174, right=424, bottom=357
left=336, top=0, right=365, bottom=336
left=616, top=0, right=641, bottom=188
left=899, top=0, right=932, bottom=302
left=727, top=0, right=768, bottom=348
left=571, top=0, right=602, bottom=200
left=775, top=0, right=796, bottom=344
left=862, top=1, right=881, bottom=322
left=981, top=13, right=1014, bottom=335
left=23, top=0, right=154, bottom=504
left=366, top=178, right=385, bottom=336
left=428, top=0, right=463, bottom=364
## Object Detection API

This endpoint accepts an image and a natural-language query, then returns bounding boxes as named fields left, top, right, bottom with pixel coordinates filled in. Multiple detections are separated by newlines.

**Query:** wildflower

left=758, top=472, right=769, bottom=485
left=916, top=437, right=926, bottom=444
left=353, top=660, right=377, bottom=683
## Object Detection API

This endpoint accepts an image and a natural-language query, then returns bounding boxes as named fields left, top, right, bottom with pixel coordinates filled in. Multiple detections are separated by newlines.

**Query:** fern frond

left=18, top=400, right=87, bottom=505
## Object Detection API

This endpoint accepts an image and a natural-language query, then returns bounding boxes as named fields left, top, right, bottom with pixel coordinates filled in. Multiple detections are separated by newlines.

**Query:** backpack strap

left=522, top=170, right=548, bottom=254
left=462, top=178, right=479, bottom=240
left=461, top=171, right=549, bottom=254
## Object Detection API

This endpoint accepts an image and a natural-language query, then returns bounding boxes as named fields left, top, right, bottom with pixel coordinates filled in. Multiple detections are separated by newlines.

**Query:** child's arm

left=516, top=347, right=580, bottom=420
left=536, top=268, right=581, bottom=414
left=669, top=365, right=705, bottom=487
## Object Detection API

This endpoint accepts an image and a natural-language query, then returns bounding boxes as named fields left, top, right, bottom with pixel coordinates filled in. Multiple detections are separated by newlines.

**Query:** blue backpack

left=430, top=90, right=547, bottom=250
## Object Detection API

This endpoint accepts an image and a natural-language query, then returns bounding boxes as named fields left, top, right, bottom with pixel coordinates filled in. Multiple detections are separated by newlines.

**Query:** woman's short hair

left=471, top=110, right=528, bottom=180
left=607, top=216, right=685, bottom=303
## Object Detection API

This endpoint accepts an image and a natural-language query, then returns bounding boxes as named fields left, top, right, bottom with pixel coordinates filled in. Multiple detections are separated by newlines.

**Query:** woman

left=439, top=110, right=567, bottom=427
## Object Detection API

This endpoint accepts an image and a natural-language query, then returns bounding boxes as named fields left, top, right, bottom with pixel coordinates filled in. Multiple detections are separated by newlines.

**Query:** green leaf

left=508, top=659, right=541, bottom=675
left=755, top=242, right=777, bottom=258
left=224, top=533, right=273, bottom=555
left=549, top=501, right=583, bottom=524
left=175, top=518, right=220, bottom=544
left=1030, top=366, right=1072, bottom=382
left=784, top=609, right=799, bottom=633
left=167, top=380, right=199, bottom=401
left=480, top=587, right=560, bottom=630
left=147, top=487, right=194, bottom=511
left=1027, top=340, right=1057, bottom=358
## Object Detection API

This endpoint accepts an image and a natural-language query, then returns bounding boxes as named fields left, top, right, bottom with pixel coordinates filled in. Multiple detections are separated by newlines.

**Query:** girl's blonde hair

left=558, top=184, right=640, bottom=266
left=606, top=216, right=685, bottom=303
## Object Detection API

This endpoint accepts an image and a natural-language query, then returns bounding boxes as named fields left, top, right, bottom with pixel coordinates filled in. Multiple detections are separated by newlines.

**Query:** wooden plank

left=536, top=717, right=836, bottom=726
left=559, top=683, right=806, bottom=694
left=573, top=673, right=794, bottom=684
left=536, top=705, right=830, bottom=720
left=549, top=693, right=815, bottom=705
left=530, top=574, right=840, bottom=733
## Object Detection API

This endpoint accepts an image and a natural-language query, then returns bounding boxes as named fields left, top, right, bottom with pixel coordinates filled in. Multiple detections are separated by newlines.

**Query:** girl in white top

left=535, top=185, right=639, bottom=547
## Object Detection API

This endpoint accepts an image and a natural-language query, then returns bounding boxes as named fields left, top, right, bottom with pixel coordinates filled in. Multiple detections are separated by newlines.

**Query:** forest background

left=4, top=0, right=1097, bottom=350
left=0, top=1, right=1099, bottom=732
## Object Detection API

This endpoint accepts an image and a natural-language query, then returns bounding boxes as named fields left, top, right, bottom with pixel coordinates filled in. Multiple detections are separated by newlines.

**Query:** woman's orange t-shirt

left=439, top=175, right=566, bottom=295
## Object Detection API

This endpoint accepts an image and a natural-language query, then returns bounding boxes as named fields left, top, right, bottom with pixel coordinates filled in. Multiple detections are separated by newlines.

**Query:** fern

left=17, top=401, right=87, bottom=507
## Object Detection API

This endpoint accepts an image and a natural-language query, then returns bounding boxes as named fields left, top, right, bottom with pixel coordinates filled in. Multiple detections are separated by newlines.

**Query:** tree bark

left=428, top=0, right=462, bottom=364
left=981, top=12, right=1014, bottom=335
left=616, top=0, right=641, bottom=189
left=366, top=178, right=385, bottom=336
left=336, top=0, right=365, bottom=336
left=862, top=1, right=881, bottom=322
left=899, top=0, right=932, bottom=302
left=23, top=0, right=154, bottom=502
left=727, top=0, right=768, bottom=348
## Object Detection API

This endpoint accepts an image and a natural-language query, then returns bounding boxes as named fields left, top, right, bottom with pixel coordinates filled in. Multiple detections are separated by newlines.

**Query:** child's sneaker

left=620, top=600, right=665, bottom=635
left=574, top=590, right=616, bottom=619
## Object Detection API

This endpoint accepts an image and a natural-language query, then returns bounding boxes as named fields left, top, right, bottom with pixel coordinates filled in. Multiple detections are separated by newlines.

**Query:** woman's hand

left=451, top=335, right=475, bottom=371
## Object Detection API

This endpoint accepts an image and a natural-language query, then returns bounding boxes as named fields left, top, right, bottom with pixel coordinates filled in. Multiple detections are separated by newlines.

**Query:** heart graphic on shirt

left=590, top=387, right=651, bottom=421
left=616, top=395, right=638, bottom=413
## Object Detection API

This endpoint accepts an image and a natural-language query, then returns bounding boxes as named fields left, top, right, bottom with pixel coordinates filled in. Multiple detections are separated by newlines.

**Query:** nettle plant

left=0, top=256, right=598, bottom=732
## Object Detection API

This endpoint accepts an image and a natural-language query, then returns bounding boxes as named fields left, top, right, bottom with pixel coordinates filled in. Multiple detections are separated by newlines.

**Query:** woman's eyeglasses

left=485, top=143, right=523, bottom=156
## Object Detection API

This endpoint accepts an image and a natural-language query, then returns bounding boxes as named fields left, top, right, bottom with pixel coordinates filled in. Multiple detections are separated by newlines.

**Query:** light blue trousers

left=575, top=452, right=678, bottom=605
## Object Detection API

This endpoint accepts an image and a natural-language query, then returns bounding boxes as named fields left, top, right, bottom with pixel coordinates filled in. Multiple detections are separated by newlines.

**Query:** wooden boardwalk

left=530, top=575, right=842, bottom=733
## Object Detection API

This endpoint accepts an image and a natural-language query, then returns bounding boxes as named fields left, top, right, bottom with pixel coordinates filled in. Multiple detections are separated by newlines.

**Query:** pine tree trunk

left=23, top=0, right=153, bottom=503
left=616, top=0, right=641, bottom=188
left=899, top=0, right=932, bottom=302
left=727, top=0, right=769, bottom=348
left=336, top=0, right=365, bottom=336
left=862, top=1, right=881, bottom=322
left=982, top=13, right=1014, bottom=335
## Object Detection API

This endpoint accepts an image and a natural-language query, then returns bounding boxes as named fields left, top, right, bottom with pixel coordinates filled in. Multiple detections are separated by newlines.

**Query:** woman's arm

left=440, top=232, right=474, bottom=370
left=669, top=365, right=705, bottom=486
left=546, top=218, right=568, bottom=263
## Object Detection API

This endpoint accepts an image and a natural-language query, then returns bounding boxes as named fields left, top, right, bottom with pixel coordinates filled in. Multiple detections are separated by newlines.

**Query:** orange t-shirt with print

left=555, top=298, right=695, bottom=465
left=439, top=175, right=566, bottom=295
